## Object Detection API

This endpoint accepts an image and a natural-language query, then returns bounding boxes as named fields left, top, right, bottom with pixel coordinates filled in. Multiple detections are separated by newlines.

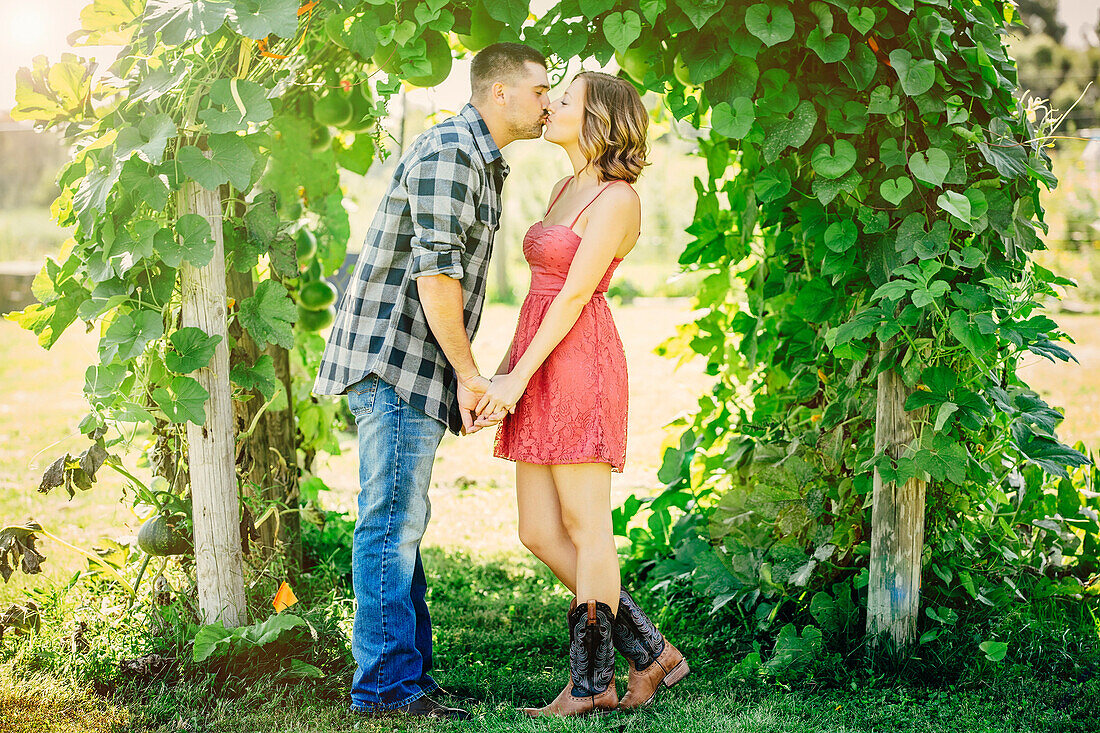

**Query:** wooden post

left=866, top=356, right=927, bottom=648
left=179, top=181, right=247, bottom=627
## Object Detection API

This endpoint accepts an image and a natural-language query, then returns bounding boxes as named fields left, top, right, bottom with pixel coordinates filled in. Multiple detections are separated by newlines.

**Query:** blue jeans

left=346, top=374, right=446, bottom=712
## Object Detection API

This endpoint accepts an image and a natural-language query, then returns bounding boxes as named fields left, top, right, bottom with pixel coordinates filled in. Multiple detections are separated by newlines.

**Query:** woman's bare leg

left=515, top=461, right=577, bottom=594
left=550, top=462, right=620, bottom=612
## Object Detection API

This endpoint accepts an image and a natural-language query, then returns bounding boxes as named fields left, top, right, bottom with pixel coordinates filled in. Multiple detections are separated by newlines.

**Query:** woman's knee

left=518, top=521, right=563, bottom=556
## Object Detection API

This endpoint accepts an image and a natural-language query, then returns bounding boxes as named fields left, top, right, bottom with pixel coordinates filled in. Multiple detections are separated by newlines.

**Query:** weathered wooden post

left=866, top=354, right=927, bottom=648
left=179, top=180, right=247, bottom=627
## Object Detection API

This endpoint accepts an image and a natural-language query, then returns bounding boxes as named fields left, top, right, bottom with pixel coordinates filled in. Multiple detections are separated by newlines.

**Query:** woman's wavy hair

left=575, top=71, right=649, bottom=183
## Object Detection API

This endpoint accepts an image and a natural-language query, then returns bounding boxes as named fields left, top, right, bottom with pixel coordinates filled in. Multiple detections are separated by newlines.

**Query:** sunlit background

left=2, top=1, right=1100, bottom=591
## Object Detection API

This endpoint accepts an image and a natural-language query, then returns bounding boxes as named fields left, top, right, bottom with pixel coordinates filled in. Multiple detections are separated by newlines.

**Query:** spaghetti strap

left=544, top=176, right=574, bottom=219
left=569, top=180, right=625, bottom=228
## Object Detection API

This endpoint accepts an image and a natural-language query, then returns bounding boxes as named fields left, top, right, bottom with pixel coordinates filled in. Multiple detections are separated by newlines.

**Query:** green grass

left=1, top=548, right=1097, bottom=733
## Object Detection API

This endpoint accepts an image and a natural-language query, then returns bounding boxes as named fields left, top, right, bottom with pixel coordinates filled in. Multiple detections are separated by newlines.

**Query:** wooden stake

left=179, top=181, right=246, bottom=627
left=867, top=356, right=927, bottom=648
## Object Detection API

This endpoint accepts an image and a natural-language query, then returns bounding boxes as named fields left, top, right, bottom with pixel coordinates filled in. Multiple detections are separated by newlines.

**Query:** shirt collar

left=459, top=103, right=508, bottom=177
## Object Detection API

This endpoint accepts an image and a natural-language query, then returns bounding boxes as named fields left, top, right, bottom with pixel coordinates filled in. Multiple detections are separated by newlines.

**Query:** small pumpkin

left=138, top=514, right=192, bottom=556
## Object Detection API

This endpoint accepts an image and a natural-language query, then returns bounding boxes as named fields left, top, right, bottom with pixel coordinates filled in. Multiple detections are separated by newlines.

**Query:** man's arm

left=417, top=274, right=489, bottom=433
left=406, top=146, right=490, bottom=433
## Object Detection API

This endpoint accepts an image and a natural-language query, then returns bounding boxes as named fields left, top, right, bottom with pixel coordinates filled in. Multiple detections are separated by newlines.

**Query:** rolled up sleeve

left=406, top=147, right=481, bottom=281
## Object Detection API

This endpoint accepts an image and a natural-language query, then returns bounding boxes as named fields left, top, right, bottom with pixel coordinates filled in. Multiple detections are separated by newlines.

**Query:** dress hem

left=493, top=449, right=625, bottom=473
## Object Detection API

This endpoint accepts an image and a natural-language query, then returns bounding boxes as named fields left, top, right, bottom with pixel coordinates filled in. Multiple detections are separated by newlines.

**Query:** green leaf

left=178, top=133, right=256, bottom=192
left=948, top=310, right=996, bottom=363
left=199, top=78, right=274, bottom=134
left=674, top=0, right=724, bottom=30
left=114, top=113, right=176, bottom=165
left=119, top=160, right=170, bottom=211
left=142, top=0, right=233, bottom=46
left=807, top=28, right=850, bottom=63
left=238, top=279, right=297, bottom=349
left=847, top=6, right=875, bottom=35
left=286, top=660, right=324, bottom=679
left=1013, top=429, right=1089, bottom=478
left=487, top=0, right=530, bottom=28
left=754, top=164, right=791, bottom=202
left=980, top=640, right=1008, bottom=663
left=101, top=310, right=164, bottom=363
left=824, top=220, right=857, bottom=253
left=867, top=85, right=900, bottom=115
left=762, top=100, right=817, bottom=163
left=227, top=0, right=299, bottom=40
left=193, top=621, right=235, bottom=662
left=879, top=177, right=913, bottom=205
left=879, top=137, right=906, bottom=168
left=230, top=353, right=278, bottom=400
left=811, top=139, right=856, bottom=179
left=156, top=214, right=216, bottom=269
left=152, top=375, right=210, bottom=425
left=937, top=190, right=972, bottom=223
left=640, top=0, right=665, bottom=25
left=744, top=3, right=795, bottom=47
left=908, top=148, right=950, bottom=187
left=711, top=98, right=755, bottom=139
left=240, top=613, right=309, bottom=646
left=913, top=434, right=968, bottom=484
left=166, top=327, right=222, bottom=373
left=603, top=11, right=641, bottom=55
left=889, top=49, right=935, bottom=96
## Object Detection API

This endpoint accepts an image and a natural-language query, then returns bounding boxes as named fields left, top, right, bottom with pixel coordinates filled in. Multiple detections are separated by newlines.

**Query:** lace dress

left=493, top=182, right=629, bottom=472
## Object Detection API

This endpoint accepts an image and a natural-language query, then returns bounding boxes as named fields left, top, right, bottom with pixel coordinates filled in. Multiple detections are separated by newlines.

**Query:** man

left=312, top=43, right=551, bottom=719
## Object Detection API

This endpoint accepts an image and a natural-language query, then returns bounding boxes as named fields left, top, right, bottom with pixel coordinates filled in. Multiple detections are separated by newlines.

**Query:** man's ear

left=491, top=81, right=507, bottom=106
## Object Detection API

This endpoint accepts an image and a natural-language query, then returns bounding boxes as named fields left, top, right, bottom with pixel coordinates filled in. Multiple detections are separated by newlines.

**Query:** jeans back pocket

left=346, top=374, right=379, bottom=416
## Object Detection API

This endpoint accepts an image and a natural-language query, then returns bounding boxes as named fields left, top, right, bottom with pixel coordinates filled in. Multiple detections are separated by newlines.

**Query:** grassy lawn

left=2, top=302, right=1099, bottom=732
left=1, top=549, right=1097, bottom=733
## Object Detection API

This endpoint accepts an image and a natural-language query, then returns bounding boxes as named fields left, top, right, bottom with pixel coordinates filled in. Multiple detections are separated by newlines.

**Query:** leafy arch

left=7, top=0, right=1093, bottom=641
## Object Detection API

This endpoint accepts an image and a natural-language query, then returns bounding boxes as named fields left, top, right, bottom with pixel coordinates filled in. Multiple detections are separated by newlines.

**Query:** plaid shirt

left=312, top=104, right=509, bottom=433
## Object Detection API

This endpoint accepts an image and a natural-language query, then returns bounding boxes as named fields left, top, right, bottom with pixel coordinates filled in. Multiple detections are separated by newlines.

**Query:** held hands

left=475, top=372, right=528, bottom=422
left=456, top=375, right=492, bottom=435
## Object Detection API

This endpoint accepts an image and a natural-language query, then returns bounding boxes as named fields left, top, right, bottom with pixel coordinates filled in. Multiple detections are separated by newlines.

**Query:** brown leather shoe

left=619, top=638, right=689, bottom=708
left=522, top=599, right=619, bottom=718
left=611, top=588, right=690, bottom=709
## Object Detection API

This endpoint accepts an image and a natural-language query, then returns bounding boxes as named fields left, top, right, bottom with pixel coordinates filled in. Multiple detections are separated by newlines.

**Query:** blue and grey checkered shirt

left=312, top=103, right=509, bottom=433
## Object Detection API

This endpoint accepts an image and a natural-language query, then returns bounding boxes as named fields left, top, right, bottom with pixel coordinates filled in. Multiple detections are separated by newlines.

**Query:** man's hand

left=457, top=375, right=491, bottom=435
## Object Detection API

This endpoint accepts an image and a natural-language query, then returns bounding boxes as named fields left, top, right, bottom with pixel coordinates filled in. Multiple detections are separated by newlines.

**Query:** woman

left=474, top=71, right=689, bottom=717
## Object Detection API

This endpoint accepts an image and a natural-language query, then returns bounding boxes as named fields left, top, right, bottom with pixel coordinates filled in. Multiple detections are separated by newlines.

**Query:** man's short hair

left=470, top=43, right=548, bottom=99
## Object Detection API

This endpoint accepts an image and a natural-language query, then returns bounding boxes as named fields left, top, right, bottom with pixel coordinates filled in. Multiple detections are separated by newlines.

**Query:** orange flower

left=273, top=581, right=298, bottom=612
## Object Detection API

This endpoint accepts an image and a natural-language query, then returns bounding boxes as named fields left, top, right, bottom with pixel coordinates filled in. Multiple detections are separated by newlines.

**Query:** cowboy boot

left=611, top=588, right=690, bottom=709
left=523, top=599, right=619, bottom=717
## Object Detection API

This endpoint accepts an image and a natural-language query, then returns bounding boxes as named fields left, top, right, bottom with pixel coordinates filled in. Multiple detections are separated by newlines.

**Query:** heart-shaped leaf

left=198, top=78, right=273, bottom=134
left=166, top=327, right=222, bottom=374
left=711, top=98, right=755, bottom=139
left=178, top=133, right=256, bottom=191
left=880, top=177, right=913, bottom=205
left=227, top=0, right=298, bottom=40
left=238, top=279, right=298, bottom=349
left=889, top=49, right=935, bottom=96
left=807, top=28, right=850, bottom=63
left=675, top=0, right=724, bottom=30
left=152, top=375, right=210, bottom=425
left=811, top=139, right=857, bottom=179
left=603, top=11, right=641, bottom=55
left=824, top=220, right=857, bottom=253
left=937, top=190, right=972, bottom=222
left=908, top=148, right=950, bottom=187
left=762, top=100, right=817, bottom=163
left=847, top=6, right=875, bottom=35
left=744, top=3, right=795, bottom=47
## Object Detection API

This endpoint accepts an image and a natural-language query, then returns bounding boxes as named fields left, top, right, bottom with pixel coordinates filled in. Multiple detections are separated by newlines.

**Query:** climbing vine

left=4, top=0, right=1096, bottom=650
